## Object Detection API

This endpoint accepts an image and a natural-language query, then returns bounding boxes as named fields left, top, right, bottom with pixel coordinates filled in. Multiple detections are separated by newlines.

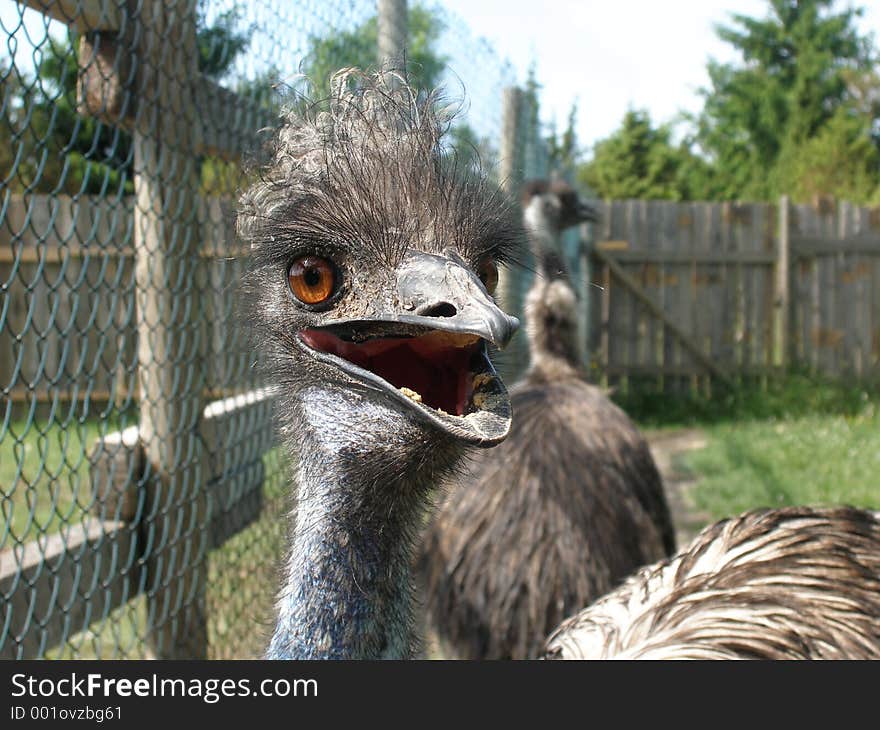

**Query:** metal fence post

left=132, top=0, right=208, bottom=659
left=498, top=86, right=526, bottom=376
left=377, top=0, right=408, bottom=64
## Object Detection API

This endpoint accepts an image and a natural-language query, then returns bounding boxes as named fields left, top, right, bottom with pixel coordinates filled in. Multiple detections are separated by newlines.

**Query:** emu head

left=520, top=179, right=596, bottom=375
left=238, top=68, right=523, bottom=447
left=522, top=178, right=598, bottom=236
left=521, top=178, right=597, bottom=281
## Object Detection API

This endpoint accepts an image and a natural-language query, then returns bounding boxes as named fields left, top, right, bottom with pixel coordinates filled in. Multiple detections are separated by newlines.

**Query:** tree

left=302, top=4, right=448, bottom=98
left=1, top=2, right=255, bottom=195
left=196, top=5, right=251, bottom=81
left=693, top=0, right=878, bottom=201
left=578, top=109, right=698, bottom=200
left=776, top=105, right=880, bottom=203
left=547, top=101, right=581, bottom=176
left=298, top=4, right=499, bottom=178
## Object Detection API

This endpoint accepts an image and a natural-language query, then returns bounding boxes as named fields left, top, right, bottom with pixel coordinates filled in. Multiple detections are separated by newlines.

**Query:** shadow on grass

left=612, top=367, right=880, bottom=428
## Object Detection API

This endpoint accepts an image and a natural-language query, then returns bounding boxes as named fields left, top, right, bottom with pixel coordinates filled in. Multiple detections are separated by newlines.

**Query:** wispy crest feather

left=237, top=67, right=523, bottom=270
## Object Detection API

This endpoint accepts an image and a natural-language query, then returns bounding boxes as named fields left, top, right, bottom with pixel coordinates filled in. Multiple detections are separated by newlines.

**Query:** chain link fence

left=0, top=0, right=543, bottom=659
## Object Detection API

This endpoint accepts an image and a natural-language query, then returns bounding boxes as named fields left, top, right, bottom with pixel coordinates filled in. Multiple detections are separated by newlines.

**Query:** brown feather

left=418, top=180, right=674, bottom=660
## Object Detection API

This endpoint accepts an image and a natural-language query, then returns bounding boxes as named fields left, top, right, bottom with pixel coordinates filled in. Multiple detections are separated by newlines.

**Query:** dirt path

left=646, top=429, right=713, bottom=548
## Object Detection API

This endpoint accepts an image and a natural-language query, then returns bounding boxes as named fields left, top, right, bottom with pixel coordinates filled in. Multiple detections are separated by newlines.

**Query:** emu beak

left=575, top=199, right=599, bottom=225
left=394, top=251, right=519, bottom=349
left=294, top=250, right=518, bottom=446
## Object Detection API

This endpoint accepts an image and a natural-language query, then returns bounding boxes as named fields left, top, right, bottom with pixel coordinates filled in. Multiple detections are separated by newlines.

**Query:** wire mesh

left=0, top=0, right=532, bottom=659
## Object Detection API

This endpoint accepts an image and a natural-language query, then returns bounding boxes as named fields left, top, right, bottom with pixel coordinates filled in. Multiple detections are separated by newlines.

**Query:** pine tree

left=578, top=109, right=694, bottom=200
left=694, top=0, right=877, bottom=201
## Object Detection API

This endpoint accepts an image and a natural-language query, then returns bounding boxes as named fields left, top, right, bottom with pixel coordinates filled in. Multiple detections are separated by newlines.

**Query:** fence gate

left=585, top=199, right=786, bottom=392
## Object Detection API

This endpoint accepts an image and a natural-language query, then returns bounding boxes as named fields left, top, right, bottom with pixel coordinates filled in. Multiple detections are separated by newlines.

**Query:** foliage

left=547, top=101, right=581, bottom=175
left=299, top=4, right=498, bottom=178
left=445, top=122, right=497, bottom=177
left=774, top=106, right=880, bottom=203
left=615, top=368, right=880, bottom=427
left=577, top=109, right=700, bottom=200
left=302, top=4, right=448, bottom=99
left=522, top=64, right=584, bottom=182
left=196, top=6, right=251, bottom=80
left=577, top=1, right=879, bottom=203
left=691, top=0, right=879, bottom=201
left=0, top=2, right=255, bottom=195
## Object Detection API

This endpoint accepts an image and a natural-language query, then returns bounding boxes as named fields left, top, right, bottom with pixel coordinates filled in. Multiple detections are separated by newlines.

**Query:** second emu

left=420, top=179, right=676, bottom=660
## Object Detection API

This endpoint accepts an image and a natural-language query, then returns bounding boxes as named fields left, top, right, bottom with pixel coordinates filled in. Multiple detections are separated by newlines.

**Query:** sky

left=439, top=0, right=880, bottom=149
left=1, top=0, right=877, bottom=152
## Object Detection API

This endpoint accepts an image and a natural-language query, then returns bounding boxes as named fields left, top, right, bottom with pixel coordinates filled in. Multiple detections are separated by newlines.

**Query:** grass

left=1, top=405, right=289, bottom=659
left=0, top=409, right=138, bottom=545
left=614, top=370, right=880, bottom=522
left=682, top=405, right=880, bottom=520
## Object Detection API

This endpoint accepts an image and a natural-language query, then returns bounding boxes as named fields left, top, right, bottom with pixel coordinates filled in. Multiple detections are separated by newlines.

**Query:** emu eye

left=288, top=256, right=338, bottom=305
left=477, top=257, right=499, bottom=296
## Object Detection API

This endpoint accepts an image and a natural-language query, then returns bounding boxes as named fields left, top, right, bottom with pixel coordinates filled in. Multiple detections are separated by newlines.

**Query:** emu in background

left=419, top=179, right=676, bottom=660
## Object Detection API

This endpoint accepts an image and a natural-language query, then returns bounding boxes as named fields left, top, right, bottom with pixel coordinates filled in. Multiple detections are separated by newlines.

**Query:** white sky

left=439, top=0, right=880, bottom=149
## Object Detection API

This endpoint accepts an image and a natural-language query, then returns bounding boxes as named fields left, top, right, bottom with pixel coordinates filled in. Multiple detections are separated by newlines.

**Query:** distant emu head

left=520, top=178, right=597, bottom=376
left=521, top=178, right=598, bottom=255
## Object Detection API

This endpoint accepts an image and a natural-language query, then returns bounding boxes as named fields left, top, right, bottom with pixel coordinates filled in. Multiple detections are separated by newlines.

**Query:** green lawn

left=1, top=410, right=289, bottom=659
left=681, top=404, right=880, bottom=520
left=0, top=415, right=130, bottom=545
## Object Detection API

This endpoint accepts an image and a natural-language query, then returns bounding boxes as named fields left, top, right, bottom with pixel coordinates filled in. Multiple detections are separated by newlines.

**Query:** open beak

left=296, top=251, right=520, bottom=446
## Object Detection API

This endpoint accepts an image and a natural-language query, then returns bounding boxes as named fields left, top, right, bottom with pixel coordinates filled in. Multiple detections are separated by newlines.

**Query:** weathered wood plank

left=86, top=387, right=275, bottom=541
left=772, top=197, right=790, bottom=367
left=130, top=0, right=208, bottom=660
left=0, top=244, right=249, bottom=264
left=792, top=234, right=880, bottom=256
left=592, top=246, right=732, bottom=386
left=604, top=364, right=774, bottom=377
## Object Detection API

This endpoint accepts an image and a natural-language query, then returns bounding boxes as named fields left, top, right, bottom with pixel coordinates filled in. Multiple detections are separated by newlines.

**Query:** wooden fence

left=585, top=197, right=880, bottom=391
left=6, top=196, right=880, bottom=410
left=1, top=194, right=251, bottom=410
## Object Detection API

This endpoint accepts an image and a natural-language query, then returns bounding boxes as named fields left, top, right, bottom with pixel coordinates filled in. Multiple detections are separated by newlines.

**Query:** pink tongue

left=300, top=329, right=476, bottom=415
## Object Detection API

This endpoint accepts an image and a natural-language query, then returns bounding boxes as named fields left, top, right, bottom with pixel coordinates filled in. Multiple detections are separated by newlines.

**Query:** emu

left=239, top=68, right=880, bottom=661
left=237, top=68, right=522, bottom=659
left=418, top=178, right=676, bottom=660
left=543, top=506, right=880, bottom=659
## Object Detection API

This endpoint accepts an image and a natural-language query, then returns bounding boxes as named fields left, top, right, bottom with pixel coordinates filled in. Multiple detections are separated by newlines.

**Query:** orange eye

left=288, top=256, right=337, bottom=305
left=478, top=257, right=499, bottom=295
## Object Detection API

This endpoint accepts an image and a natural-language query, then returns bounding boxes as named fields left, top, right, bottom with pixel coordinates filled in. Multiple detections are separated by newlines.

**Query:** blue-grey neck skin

left=266, top=385, right=461, bottom=660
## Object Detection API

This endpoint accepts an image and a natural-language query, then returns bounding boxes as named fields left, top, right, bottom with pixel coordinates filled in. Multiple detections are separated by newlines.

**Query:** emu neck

left=267, top=388, right=454, bottom=659
left=523, top=212, right=582, bottom=379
